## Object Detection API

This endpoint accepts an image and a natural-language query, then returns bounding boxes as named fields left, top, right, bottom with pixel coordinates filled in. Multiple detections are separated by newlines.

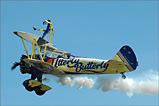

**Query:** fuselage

left=43, top=56, right=122, bottom=75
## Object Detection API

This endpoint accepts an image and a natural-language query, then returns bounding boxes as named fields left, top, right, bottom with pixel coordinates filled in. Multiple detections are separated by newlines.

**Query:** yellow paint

left=35, top=40, right=44, bottom=62
left=45, top=28, right=54, bottom=58
left=49, top=28, right=54, bottom=43
left=28, top=80, right=52, bottom=91
left=43, top=41, right=47, bottom=59
left=49, top=58, right=129, bottom=74
left=36, top=29, right=45, bottom=32
left=31, top=39, right=36, bottom=59
left=28, top=80, right=42, bottom=87
left=49, top=50, right=55, bottom=58
left=21, top=38, right=30, bottom=59
left=40, top=84, right=52, bottom=91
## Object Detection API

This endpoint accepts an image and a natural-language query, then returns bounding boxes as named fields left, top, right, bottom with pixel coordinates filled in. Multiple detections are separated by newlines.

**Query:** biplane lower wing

left=40, top=45, right=71, bottom=56
left=23, top=58, right=66, bottom=76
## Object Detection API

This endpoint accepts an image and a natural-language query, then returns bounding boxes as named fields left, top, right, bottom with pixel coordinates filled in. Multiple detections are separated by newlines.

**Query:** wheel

left=34, top=86, right=46, bottom=96
left=122, top=75, right=126, bottom=79
left=23, top=80, right=34, bottom=92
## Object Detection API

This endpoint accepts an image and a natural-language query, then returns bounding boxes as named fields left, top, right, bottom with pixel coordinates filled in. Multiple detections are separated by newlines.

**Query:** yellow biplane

left=12, top=23, right=138, bottom=96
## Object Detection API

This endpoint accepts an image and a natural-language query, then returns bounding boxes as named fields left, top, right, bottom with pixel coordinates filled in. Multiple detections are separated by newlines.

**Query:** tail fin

left=113, top=45, right=138, bottom=72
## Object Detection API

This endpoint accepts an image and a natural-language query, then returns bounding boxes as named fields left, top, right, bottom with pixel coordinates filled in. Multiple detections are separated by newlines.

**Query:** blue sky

left=1, top=1, right=158, bottom=105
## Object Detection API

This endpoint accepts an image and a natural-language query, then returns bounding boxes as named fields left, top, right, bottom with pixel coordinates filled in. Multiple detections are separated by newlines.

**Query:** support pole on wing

left=31, top=39, right=36, bottom=59
left=34, top=39, right=44, bottom=62
left=49, top=28, right=54, bottom=43
left=43, top=41, right=47, bottom=59
left=49, top=50, right=55, bottom=58
left=21, top=37, right=30, bottom=59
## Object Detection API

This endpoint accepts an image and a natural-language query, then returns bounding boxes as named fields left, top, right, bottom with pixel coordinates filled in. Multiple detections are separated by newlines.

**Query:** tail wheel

left=23, top=80, right=34, bottom=92
left=34, top=86, right=46, bottom=96
left=121, top=72, right=126, bottom=79
left=122, top=74, right=126, bottom=79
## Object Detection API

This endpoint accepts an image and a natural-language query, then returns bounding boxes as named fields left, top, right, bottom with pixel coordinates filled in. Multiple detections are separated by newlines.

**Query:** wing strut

left=34, top=39, right=44, bottom=62
left=21, top=37, right=30, bottom=59
left=31, top=39, right=35, bottom=59
left=21, top=37, right=44, bottom=62
left=20, top=27, right=54, bottom=62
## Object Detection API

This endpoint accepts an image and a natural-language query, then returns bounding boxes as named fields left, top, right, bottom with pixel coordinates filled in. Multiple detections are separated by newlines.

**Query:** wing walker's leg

left=43, top=28, right=54, bottom=59
left=45, top=28, right=54, bottom=42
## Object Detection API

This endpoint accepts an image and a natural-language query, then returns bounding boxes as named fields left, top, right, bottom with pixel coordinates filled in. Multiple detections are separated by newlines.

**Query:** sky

left=1, top=1, right=159, bottom=106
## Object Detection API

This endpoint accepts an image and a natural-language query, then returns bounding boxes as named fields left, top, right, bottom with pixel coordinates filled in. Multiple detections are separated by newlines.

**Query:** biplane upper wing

left=13, top=31, right=72, bottom=57
left=14, top=31, right=53, bottom=46
left=23, top=58, right=66, bottom=76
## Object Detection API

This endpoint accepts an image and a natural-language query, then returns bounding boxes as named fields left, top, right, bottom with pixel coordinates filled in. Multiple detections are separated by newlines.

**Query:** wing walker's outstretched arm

left=33, top=19, right=53, bottom=39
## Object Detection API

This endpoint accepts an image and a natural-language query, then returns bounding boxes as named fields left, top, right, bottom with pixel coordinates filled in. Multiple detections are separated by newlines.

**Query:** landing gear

left=23, top=80, right=34, bottom=92
left=23, top=79, right=48, bottom=96
left=34, top=86, right=46, bottom=96
left=121, top=73, right=126, bottom=79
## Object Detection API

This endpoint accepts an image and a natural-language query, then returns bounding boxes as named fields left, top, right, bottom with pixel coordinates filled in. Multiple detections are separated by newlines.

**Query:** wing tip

left=13, top=31, right=18, bottom=35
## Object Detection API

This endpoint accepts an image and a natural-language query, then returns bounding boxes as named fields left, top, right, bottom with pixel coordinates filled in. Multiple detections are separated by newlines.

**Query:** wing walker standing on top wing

left=12, top=19, right=138, bottom=96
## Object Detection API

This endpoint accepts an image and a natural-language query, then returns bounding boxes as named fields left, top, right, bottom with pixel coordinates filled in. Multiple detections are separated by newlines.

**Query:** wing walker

left=12, top=19, right=138, bottom=96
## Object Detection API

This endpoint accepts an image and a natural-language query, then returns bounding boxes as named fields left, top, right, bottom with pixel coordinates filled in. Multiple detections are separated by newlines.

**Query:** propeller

left=11, top=62, right=21, bottom=70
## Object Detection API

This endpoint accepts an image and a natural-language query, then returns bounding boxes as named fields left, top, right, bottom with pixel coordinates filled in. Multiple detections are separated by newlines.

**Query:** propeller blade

left=11, top=62, right=20, bottom=70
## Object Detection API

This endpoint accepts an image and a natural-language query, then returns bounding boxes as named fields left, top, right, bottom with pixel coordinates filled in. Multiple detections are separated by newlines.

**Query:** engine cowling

left=20, top=54, right=32, bottom=74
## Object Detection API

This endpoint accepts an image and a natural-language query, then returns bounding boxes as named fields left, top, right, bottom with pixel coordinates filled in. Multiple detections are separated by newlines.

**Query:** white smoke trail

left=57, top=76, right=75, bottom=87
left=74, top=77, right=95, bottom=89
left=57, top=76, right=95, bottom=89
left=119, top=77, right=158, bottom=97
left=53, top=69, right=159, bottom=97
left=95, top=76, right=118, bottom=92
left=95, top=70, right=159, bottom=97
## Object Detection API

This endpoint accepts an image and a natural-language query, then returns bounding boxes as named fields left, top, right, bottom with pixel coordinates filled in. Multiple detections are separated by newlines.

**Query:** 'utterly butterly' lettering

left=50, top=58, right=109, bottom=72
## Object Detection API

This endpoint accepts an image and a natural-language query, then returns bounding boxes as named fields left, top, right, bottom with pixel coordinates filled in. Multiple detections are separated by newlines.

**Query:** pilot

left=33, top=19, right=53, bottom=39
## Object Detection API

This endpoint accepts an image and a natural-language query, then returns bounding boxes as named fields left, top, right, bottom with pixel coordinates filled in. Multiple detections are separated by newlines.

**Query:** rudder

left=113, top=45, right=138, bottom=72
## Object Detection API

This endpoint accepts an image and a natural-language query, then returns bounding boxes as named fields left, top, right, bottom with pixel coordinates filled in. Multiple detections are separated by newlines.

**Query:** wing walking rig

left=12, top=22, right=138, bottom=96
